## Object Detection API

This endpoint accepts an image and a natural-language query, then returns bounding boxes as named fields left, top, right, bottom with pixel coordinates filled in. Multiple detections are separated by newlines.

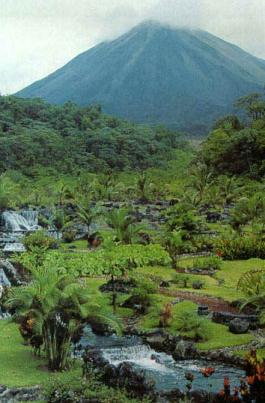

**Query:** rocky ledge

left=0, top=385, right=41, bottom=402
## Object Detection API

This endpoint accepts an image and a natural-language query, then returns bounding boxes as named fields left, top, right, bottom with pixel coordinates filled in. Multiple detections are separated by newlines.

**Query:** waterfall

left=102, top=344, right=174, bottom=373
left=0, top=269, right=11, bottom=287
left=2, top=210, right=39, bottom=232
left=21, top=210, right=38, bottom=227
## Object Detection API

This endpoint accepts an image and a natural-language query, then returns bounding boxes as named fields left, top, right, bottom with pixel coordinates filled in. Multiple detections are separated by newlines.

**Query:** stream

left=80, top=326, right=244, bottom=392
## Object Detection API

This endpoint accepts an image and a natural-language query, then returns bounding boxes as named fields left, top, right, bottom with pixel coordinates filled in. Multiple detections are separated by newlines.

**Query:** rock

left=146, top=335, right=168, bottom=351
left=100, top=279, right=136, bottom=294
left=197, top=305, right=209, bottom=316
left=229, top=318, right=250, bottom=334
left=89, top=318, right=115, bottom=336
left=212, top=311, right=258, bottom=329
left=192, top=280, right=204, bottom=289
left=122, top=294, right=150, bottom=313
left=159, top=280, right=170, bottom=288
left=173, top=340, right=198, bottom=360
left=0, top=385, right=41, bottom=402
left=0, top=259, right=21, bottom=285
left=206, top=211, right=222, bottom=223
left=0, top=269, right=11, bottom=287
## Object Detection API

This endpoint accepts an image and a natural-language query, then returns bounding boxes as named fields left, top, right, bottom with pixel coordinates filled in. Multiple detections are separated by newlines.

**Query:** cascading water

left=21, top=210, right=38, bottom=228
left=2, top=210, right=39, bottom=232
left=80, top=326, right=245, bottom=393
left=0, top=210, right=41, bottom=252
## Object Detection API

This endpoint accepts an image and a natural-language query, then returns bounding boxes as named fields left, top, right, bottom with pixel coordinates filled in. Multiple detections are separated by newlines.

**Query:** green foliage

left=192, top=256, right=223, bottom=271
left=6, top=262, right=116, bottom=371
left=16, top=244, right=170, bottom=277
left=174, top=311, right=207, bottom=341
left=106, top=208, right=142, bottom=244
left=164, top=230, right=191, bottom=268
left=215, top=236, right=265, bottom=260
left=0, top=96, right=184, bottom=175
left=237, top=269, right=265, bottom=323
left=44, top=372, right=147, bottom=403
left=23, top=230, right=57, bottom=251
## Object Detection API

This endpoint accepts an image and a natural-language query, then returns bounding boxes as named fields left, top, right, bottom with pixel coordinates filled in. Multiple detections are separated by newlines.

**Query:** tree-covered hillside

left=0, top=96, right=185, bottom=176
left=197, top=92, right=265, bottom=179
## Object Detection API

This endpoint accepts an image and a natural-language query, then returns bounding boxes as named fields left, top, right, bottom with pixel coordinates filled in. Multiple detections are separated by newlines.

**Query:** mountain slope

left=17, top=21, right=265, bottom=134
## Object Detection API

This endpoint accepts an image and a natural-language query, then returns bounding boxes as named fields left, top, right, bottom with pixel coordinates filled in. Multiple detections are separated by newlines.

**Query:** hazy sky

left=1, top=0, right=265, bottom=94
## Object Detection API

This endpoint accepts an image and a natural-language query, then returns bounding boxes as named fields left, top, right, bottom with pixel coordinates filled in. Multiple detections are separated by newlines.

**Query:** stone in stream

left=173, top=340, right=198, bottom=360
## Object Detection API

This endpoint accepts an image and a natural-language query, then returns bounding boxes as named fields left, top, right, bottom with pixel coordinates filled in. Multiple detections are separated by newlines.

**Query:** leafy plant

left=106, top=208, right=142, bottom=244
left=23, top=230, right=57, bottom=251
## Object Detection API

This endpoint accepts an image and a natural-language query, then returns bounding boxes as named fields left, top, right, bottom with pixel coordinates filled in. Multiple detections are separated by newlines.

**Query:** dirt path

left=159, top=288, right=239, bottom=313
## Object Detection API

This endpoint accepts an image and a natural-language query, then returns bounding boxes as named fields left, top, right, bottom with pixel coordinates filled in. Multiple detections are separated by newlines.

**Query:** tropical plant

left=23, top=230, right=57, bottom=252
left=106, top=207, right=142, bottom=244
left=159, top=303, right=173, bottom=327
left=164, top=230, right=187, bottom=268
left=6, top=263, right=116, bottom=371
left=237, top=269, right=265, bottom=323
left=76, top=203, right=101, bottom=229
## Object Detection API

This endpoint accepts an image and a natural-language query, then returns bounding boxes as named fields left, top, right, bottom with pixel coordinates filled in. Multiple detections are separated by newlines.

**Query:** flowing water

left=80, top=326, right=244, bottom=392
left=0, top=210, right=41, bottom=251
left=2, top=210, right=39, bottom=232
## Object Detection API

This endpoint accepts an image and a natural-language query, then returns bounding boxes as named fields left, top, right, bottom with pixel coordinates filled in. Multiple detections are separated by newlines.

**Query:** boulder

left=0, top=259, right=21, bottom=285
left=206, top=211, right=222, bottom=223
left=173, top=340, right=198, bottom=360
left=159, top=280, right=170, bottom=288
left=100, top=279, right=136, bottom=294
left=229, top=318, right=250, bottom=334
left=122, top=294, right=150, bottom=313
left=212, top=311, right=258, bottom=329
left=89, top=318, right=115, bottom=336
left=197, top=305, right=209, bottom=316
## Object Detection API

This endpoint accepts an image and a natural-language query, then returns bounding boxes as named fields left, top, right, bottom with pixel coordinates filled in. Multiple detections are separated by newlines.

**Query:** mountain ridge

left=17, top=21, right=265, bottom=134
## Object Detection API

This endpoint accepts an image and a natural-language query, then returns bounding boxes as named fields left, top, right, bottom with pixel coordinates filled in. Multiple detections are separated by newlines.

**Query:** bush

left=174, top=311, right=207, bottom=341
left=23, top=230, right=56, bottom=251
left=215, top=236, right=265, bottom=260
left=45, top=371, right=145, bottom=403
left=62, top=229, right=77, bottom=243
left=193, top=256, right=223, bottom=270
left=192, top=280, right=204, bottom=289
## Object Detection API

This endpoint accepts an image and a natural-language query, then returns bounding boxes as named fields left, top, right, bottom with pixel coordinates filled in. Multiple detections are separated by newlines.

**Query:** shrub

left=192, top=280, right=204, bottom=290
left=45, top=372, right=145, bottom=403
left=62, top=229, right=77, bottom=243
left=175, top=311, right=207, bottom=341
left=23, top=230, right=56, bottom=251
left=193, top=256, right=223, bottom=270
left=159, top=303, right=173, bottom=327
left=215, top=236, right=265, bottom=260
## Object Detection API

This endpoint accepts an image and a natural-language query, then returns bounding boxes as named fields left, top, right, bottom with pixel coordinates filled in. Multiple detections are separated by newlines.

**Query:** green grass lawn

left=0, top=320, right=81, bottom=388
left=140, top=258, right=265, bottom=302
left=137, top=298, right=253, bottom=350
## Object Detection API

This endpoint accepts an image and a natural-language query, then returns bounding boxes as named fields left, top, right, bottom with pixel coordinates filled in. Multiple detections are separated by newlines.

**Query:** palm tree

left=106, top=208, right=142, bottom=244
left=218, top=175, right=238, bottom=207
left=6, top=265, right=103, bottom=371
left=189, top=164, right=213, bottom=204
left=76, top=203, right=101, bottom=231
left=135, top=173, right=154, bottom=203
left=164, top=230, right=185, bottom=269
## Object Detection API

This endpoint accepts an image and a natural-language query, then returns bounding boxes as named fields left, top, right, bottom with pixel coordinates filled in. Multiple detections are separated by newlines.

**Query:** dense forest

left=0, top=96, right=185, bottom=175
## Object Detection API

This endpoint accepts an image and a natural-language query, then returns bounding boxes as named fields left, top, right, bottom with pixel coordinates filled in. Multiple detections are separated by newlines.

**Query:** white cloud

left=0, top=0, right=265, bottom=93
